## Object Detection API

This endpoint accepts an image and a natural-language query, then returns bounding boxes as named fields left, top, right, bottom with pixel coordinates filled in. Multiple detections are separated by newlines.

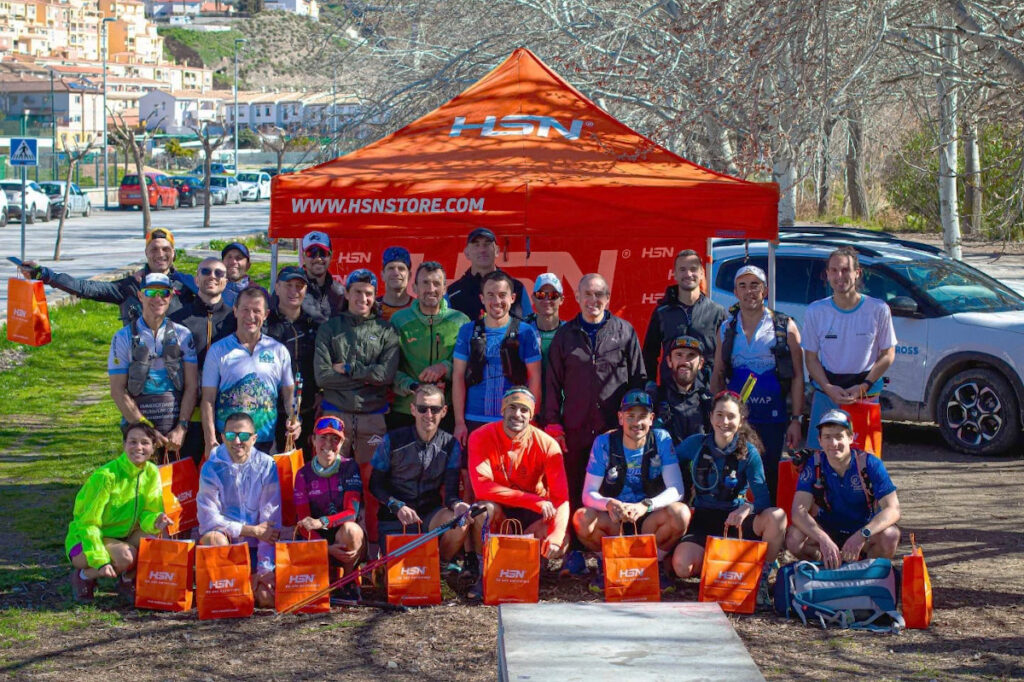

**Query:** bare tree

left=53, top=134, right=99, bottom=261
left=109, top=111, right=153, bottom=238
left=188, top=119, right=230, bottom=228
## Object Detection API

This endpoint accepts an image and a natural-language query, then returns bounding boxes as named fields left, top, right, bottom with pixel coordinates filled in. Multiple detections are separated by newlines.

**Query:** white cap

left=734, top=264, right=767, bottom=285
left=301, top=231, right=331, bottom=252
left=533, top=273, right=563, bottom=295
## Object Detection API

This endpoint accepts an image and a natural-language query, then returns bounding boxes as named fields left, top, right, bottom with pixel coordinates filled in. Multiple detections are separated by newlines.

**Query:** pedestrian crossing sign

left=10, top=138, right=38, bottom=167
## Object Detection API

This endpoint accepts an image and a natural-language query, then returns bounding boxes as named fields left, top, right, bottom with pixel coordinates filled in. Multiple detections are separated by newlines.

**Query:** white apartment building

left=139, top=88, right=224, bottom=134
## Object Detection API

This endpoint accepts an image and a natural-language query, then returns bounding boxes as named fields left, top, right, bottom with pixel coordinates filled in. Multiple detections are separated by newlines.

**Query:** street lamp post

left=101, top=17, right=115, bottom=210
left=20, top=109, right=29, bottom=262
left=233, top=38, right=247, bottom=172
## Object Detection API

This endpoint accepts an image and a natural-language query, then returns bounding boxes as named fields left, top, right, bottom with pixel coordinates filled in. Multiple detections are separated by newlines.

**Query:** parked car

left=38, top=181, right=92, bottom=218
left=192, top=162, right=233, bottom=176
left=118, top=173, right=179, bottom=211
left=0, top=180, right=52, bottom=223
left=208, top=175, right=241, bottom=205
left=711, top=226, right=1024, bottom=456
left=0, top=190, right=7, bottom=227
left=260, top=166, right=296, bottom=178
left=236, top=171, right=271, bottom=201
left=171, top=176, right=206, bottom=208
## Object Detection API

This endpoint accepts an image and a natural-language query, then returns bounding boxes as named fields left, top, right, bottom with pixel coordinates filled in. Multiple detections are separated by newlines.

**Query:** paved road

left=0, top=202, right=268, bottom=318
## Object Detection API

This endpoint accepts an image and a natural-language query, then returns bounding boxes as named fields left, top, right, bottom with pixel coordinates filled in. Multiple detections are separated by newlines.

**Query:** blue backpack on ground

left=774, top=558, right=905, bottom=633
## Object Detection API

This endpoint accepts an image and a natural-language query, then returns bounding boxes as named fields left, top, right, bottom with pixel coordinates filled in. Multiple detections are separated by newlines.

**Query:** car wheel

left=0, top=208, right=7, bottom=227
left=83, top=202, right=91, bottom=217
left=235, top=194, right=241, bottom=204
left=937, top=367, right=1021, bottom=456
left=26, top=204, right=35, bottom=224
left=42, top=203, right=52, bottom=222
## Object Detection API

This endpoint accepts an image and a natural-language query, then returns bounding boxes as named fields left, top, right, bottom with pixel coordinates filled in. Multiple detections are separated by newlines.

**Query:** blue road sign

left=10, top=138, right=38, bottom=167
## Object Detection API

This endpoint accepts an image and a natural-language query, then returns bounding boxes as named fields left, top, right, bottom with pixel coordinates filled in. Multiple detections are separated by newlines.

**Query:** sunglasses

left=533, top=290, right=561, bottom=301
left=315, top=416, right=344, bottom=432
left=199, top=266, right=227, bottom=279
left=413, top=404, right=444, bottom=415
left=304, top=246, right=331, bottom=259
left=142, top=288, right=172, bottom=298
left=224, top=431, right=253, bottom=442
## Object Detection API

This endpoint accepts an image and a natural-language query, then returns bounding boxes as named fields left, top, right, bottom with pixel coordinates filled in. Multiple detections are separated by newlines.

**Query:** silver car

left=208, top=175, right=241, bottom=205
left=39, top=181, right=92, bottom=218
left=0, top=180, right=52, bottom=223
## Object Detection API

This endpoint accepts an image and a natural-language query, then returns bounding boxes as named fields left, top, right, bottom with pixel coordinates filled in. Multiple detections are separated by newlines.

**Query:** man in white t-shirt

left=801, top=247, right=896, bottom=448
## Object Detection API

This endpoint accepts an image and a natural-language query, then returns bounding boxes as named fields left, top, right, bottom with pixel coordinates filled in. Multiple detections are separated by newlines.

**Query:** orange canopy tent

left=269, top=47, right=778, bottom=328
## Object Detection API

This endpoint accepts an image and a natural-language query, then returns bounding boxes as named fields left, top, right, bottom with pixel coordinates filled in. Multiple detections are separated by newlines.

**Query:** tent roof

left=270, top=47, right=778, bottom=239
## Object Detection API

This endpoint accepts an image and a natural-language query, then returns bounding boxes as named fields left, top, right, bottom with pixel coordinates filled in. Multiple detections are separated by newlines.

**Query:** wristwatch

left=178, top=419, right=190, bottom=431
left=642, top=498, right=655, bottom=512
left=319, top=516, right=330, bottom=529
left=790, top=415, right=805, bottom=424
left=860, top=527, right=872, bottom=539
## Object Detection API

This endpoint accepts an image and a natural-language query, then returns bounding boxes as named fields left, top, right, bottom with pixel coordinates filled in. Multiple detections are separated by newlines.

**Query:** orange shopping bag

left=902, top=533, right=933, bottom=629
left=159, top=453, right=199, bottom=535
left=274, top=442, right=304, bottom=527
left=135, top=536, right=196, bottom=612
left=196, top=543, right=254, bottom=620
left=845, top=400, right=883, bottom=458
left=777, top=457, right=800, bottom=524
left=699, top=525, right=767, bottom=614
left=601, top=522, right=660, bottom=603
left=275, top=536, right=330, bottom=614
left=386, top=524, right=442, bottom=606
left=483, top=519, right=540, bottom=606
left=6, top=277, right=51, bottom=346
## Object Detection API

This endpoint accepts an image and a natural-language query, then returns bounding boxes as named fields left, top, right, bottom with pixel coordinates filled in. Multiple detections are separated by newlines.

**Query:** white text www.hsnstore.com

left=291, top=197, right=485, bottom=214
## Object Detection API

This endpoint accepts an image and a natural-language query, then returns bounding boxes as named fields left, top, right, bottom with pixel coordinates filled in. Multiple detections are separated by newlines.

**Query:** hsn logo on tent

left=449, top=115, right=587, bottom=140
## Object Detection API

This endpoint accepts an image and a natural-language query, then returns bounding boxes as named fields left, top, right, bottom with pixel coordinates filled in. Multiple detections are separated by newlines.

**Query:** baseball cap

left=667, top=334, right=703, bottom=354
left=734, top=264, right=767, bottom=285
left=314, top=415, right=345, bottom=438
left=382, top=246, right=411, bottom=269
left=619, top=389, right=654, bottom=412
left=533, top=272, right=563, bottom=295
left=467, top=227, right=496, bottom=244
left=277, top=265, right=309, bottom=284
left=345, top=268, right=378, bottom=289
left=141, top=273, right=172, bottom=289
left=301, top=231, right=331, bottom=252
left=221, top=241, right=250, bottom=260
left=146, top=228, right=175, bottom=246
left=817, top=409, right=853, bottom=431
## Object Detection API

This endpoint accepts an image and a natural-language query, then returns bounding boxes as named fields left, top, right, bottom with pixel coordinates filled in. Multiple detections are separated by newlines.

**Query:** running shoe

left=337, top=579, right=362, bottom=603
left=659, top=573, right=677, bottom=595
left=70, top=569, right=95, bottom=602
left=588, top=567, right=605, bottom=595
left=559, top=550, right=588, bottom=577
left=756, top=573, right=774, bottom=611
left=467, top=575, right=484, bottom=602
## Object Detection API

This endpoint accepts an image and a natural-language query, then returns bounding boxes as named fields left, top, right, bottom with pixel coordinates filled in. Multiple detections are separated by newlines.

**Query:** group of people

left=53, top=227, right=903, bottom=608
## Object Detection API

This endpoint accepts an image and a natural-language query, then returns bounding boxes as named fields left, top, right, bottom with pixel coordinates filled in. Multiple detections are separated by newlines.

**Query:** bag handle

left=401, top=521, right=423, bottom=535
left=619, top=520, right=639, bottom=536
left=723, top=523, right=743, bottom=541
left=500, top=518, right=524, bottom=535
left=285, top=434, right=295, bottom=452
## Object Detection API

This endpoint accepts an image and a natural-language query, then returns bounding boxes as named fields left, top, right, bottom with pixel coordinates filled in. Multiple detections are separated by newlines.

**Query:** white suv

left=711, top=227, right=1024, bottom=456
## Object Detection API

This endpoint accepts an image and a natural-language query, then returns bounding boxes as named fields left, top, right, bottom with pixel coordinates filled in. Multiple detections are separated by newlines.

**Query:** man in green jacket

left=65, top=423, right=172, bottom=602
left=314, top=268, right=400, bottom=554
left=389, top=261, right=469, bottom=432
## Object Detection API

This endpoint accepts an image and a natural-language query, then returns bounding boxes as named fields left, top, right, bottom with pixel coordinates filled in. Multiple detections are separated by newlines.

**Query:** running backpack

left=773, top=558, right=904, bottom=633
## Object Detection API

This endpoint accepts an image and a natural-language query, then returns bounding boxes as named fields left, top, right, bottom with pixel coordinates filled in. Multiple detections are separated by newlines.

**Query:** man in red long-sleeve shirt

left=468, top=387, right=569, bottom=600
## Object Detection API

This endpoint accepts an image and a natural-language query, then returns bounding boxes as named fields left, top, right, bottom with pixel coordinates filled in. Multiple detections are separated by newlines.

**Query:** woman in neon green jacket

left=65, top=422, right=172, bottom=602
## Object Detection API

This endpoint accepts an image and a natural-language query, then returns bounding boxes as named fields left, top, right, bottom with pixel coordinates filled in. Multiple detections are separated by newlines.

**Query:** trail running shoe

left=756, top=573, right=773, bottom=611
left=659, top=573, right=677, bottom=595
left=467, top=575, right=484, bottom=602
left=337, top=580, right=362, bottom=603
left=559, top=550, right=588, bottom=577
left=70, top=569, right=95, bottom=602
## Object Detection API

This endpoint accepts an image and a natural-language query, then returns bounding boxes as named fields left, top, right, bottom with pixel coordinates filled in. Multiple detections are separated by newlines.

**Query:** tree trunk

left=937, top=31, right=962, bottom=259
left=817, top=116, right=837, bottom=217
left=705, top=113, right=740, bottom=177
left=53, top=163, right=75, bottom=260
left=963, top=114, right=982, bottom=237
left=129, top=135, right=152, bottom=237
left=203, top=154, right=212, bottom=228
left=773, top=148, right=797, bottom=227
left=846, top=104, right=869, bottom=220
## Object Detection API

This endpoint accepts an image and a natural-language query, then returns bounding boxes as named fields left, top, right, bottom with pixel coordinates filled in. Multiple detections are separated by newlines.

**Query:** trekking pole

left=279, top=505, right=486, bottom=616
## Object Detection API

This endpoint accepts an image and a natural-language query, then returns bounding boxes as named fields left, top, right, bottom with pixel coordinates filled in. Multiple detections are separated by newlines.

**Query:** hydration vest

left=721, top=307, right=795, bottom=400
left=464, top=317, right=527, bottom=388
left=691, top=439, right=748, bottom=504
left=794, top=448, right=876, bottom=515
left=126, top=319, right=184, bottom=397
left=597, top=429, right=667, bottom=500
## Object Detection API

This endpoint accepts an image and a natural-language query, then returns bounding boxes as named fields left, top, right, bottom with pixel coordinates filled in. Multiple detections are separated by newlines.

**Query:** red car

left=118, top=173, right=179, bottom=211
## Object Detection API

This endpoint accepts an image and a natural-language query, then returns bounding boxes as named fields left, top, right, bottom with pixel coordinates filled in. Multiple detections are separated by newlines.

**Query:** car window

left=210, top=177, right=226, bottom=187
left=121, top=175, right=139, bottom=185
left=862, top=266, right=915, bottom=302
left=40, top=183, right=61, bottom=195
left=238, top=173, right=257, bottom=182
left=716, top=255, right=825, bottom=305
left=885, top=259, right=1024, bottom=314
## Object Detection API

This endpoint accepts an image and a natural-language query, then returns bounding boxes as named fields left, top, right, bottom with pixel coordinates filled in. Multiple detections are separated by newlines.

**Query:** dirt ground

left=1, top=422, right=1022, bottom=681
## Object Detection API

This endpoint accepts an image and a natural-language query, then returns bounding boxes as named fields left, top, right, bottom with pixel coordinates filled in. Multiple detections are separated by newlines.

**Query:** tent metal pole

left=705, top=237, right=713, bottom=289
left=270, top=239, right=279, bottom=287
left=768, top=239, right=777, bottom=310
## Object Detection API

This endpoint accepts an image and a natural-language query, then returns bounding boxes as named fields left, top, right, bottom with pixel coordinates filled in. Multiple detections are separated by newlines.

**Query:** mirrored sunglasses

left=224, top=431, right=253, bottom=442
left=413, top=404, right=444, bottom=415
left=533, top=290, right=561, bottom=301
left=315, top=416, right=344, bottom=432
left=142, top=288, right=172, bottom=298
left=304, top=246, right=331, bottom=258
left=199, top=266, right=227, bottom=279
